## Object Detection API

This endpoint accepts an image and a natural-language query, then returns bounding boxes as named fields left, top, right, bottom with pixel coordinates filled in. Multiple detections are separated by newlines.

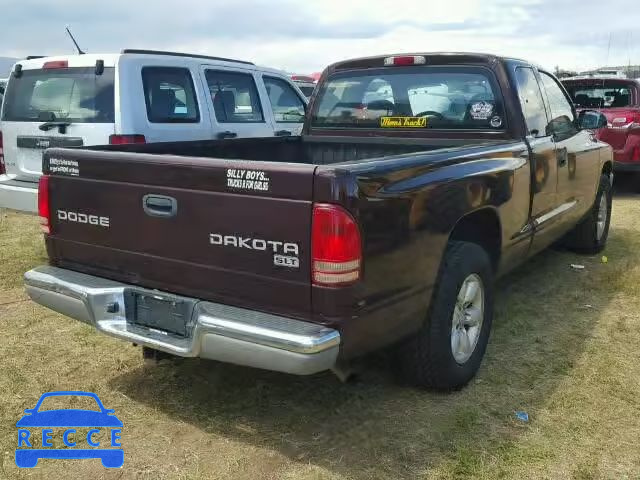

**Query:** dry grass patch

left=1, top=196, right=639, bottom=479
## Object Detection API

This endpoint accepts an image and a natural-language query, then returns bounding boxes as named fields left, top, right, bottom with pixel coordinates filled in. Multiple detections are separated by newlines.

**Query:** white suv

left=0, top=50, right=308, bottom=213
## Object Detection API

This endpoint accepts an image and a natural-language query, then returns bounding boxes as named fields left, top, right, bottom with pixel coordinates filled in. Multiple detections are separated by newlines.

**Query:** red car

left=563, top=77, right=640, bottom=173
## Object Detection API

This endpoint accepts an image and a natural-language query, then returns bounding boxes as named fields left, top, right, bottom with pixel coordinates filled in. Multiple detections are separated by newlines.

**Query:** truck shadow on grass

left=110, top=230, right=634, bottom=479
left=612, top=175, right=640, bottom=198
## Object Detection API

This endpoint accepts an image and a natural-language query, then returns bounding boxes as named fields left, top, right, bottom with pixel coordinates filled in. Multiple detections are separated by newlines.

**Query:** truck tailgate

left=43, top=149, right=316, bottom=318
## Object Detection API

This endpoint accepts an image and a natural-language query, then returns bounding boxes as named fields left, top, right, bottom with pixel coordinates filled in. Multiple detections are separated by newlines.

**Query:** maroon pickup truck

left=25, top=53, right=613, bottom=390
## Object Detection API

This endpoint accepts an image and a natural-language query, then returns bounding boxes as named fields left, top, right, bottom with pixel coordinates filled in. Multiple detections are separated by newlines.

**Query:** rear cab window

left=141, top=67, right=200, bottom=123
left=311, top=66, right=505, bottom=130
left=1, top=67, right=115, bottom=123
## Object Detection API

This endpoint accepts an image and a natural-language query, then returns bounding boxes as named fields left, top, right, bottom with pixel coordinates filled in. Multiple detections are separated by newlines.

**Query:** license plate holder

left=125, top=291, right=191, bottom=337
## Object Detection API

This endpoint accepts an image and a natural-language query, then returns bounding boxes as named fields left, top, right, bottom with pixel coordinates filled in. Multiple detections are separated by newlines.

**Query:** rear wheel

left=395, top=241, right=494, bottom=390
left=563, top=174, right=612, bottom=254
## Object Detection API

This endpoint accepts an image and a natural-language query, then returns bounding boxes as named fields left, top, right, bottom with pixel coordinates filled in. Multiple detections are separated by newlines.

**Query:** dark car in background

left=562, top=77, right=640, bottom=173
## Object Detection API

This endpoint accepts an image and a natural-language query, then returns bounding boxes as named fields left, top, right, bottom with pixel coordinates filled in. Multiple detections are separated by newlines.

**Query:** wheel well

left=602, top=161, right=613, bottom=178
left=449, top=209, right=501, bottom=272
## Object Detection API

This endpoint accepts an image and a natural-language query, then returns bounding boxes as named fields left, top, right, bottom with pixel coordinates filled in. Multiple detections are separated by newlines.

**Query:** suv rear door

left=200, top=66, right=275, bottom=139
left=1, top=62, right=116, bottom=182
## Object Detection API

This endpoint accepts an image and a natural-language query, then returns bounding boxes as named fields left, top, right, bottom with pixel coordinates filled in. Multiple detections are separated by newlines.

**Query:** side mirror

left=578, top=110, right=608, bottom=130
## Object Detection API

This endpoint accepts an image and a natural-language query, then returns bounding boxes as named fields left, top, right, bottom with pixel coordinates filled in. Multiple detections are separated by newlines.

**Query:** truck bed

left=86, top=135, right=494, bottom=165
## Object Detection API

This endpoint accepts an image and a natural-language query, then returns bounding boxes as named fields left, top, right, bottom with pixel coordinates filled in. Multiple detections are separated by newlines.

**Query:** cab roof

left=327, top=52, right=527, bottom=73
left=11, top=49, right=287, bottom=76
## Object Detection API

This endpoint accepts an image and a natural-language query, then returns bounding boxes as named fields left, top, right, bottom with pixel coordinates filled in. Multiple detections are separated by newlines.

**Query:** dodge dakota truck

left=24, top=53, right=613, bottom=390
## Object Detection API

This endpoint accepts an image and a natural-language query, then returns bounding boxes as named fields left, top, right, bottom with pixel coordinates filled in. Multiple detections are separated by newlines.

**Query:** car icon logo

left=15, top=391, right=123, bottom=468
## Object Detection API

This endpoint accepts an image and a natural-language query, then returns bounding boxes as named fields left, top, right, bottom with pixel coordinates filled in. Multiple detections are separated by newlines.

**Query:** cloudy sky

left=0, top=0, right=638, bottom=74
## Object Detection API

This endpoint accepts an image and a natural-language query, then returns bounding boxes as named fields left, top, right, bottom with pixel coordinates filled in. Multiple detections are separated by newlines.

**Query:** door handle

left=217, top=131, right=238, bottom=139
left=557, top=147, right=568, bottom=167
left=275, top=130, right=292, bottom=137
left=142, top=194, right=177, bottom=218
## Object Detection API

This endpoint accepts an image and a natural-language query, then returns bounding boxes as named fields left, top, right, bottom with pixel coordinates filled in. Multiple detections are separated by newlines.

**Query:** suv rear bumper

left=0, top=177, right=38, bottom=213
left=24, top=266, right=340, bottom=375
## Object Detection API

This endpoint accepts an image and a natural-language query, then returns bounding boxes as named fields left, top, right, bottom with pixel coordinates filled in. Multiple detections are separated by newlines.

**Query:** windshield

left=564, top=82, right=633, bottom=108
left=2, top=67, right=115, bottom=123
left=311, top=66, right=504, bottom=130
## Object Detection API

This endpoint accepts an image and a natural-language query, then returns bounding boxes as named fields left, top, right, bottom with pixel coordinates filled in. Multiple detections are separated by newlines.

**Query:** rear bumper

left=0, top=177, right=38, bottom=213
left=24, top=266, right=340, bottom=375
left=614, top=161, right=640, bottom=172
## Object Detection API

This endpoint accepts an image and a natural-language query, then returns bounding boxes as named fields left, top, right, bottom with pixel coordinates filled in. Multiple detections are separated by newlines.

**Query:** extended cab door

left=199, top=66, right=275, bottom=139
left=257, top=74, right=307, bottom=136
left=513, top=66, right=560, bottom=253
left=538, top=71, right=601, bottom=227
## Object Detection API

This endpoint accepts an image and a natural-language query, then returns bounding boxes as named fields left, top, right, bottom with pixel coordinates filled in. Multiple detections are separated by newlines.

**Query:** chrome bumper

left=0, top=177, right=38, bottom=213
left=24, top=266, right=340, bottom=375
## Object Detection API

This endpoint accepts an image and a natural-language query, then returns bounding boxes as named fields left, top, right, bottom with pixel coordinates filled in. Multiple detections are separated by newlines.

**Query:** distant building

left=580, top=65, right=640, bottom=79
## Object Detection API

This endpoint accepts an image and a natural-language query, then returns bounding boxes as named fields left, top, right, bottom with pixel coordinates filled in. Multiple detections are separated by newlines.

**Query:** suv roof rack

left=26, top=56, right=45, bottom=60
left=121, top=49, right=254, bottom=66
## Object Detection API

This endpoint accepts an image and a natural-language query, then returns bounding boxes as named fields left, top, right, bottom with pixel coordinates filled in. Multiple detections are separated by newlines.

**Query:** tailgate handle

left=143, top=194, right=177, bottom=218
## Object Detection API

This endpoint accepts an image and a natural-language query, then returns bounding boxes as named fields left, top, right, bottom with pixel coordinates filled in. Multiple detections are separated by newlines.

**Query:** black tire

left=563, top=174, right=612, bottom=254
left=395, top=241, right=494, bottom=390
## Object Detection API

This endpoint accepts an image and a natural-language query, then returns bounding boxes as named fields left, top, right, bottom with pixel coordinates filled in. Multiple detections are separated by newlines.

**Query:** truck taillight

left=0, top=131, right=5, bottom=175
left=612, top=113, right=640, bottom=127
left=38, top=175, right=50, bottom=234
left=43, top=60, right=68, bottom=69
left=311, top=204, right=362, bottom=286
left=109, top=134, right=146, bottom=145
left=383, top=55, right=426, bottom=66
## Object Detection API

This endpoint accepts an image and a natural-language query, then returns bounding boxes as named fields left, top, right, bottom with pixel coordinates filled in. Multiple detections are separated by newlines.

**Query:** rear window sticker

left=380, top=116, right=427, bottom=128
left=469, top=102, right=494, bottom=120
left=490, top=115, right=503, bottom=128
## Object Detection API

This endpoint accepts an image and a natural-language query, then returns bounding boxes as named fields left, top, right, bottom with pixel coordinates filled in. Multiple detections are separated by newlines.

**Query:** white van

left=0, top=50, right=308, bottom=213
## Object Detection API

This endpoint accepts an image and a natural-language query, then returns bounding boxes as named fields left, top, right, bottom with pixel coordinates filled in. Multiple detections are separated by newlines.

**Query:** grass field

left=1, top=190, right=640, bottom=479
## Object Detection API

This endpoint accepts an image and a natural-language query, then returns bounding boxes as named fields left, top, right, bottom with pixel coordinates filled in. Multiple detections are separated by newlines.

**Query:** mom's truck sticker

left=226, top=169, right=270, bottom=192
left=380, top=116, right=427, bottom=128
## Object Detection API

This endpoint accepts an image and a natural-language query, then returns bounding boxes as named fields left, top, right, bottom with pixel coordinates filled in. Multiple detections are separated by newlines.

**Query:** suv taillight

left=38, top=175, right=50, bottom=234
left=0, top=131, right=5, bottom=175
left=311, top=204, right=362, bottom=286
left=109, top=134, right=146, bottom=145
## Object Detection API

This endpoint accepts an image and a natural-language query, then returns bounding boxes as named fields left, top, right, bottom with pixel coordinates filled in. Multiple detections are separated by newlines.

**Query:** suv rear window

left=1, top=67, right=115, bottom=123
left=564, top=82, right=633, bottom=108
left=311, top=66, right=504, bottom=130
